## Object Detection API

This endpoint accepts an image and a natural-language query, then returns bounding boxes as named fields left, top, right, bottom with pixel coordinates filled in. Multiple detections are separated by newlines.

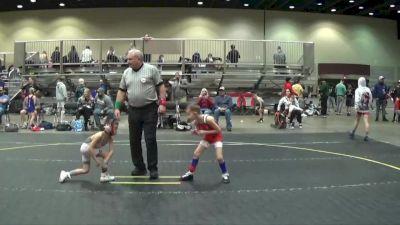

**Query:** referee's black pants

left=128, top=102, right=158, bottom=172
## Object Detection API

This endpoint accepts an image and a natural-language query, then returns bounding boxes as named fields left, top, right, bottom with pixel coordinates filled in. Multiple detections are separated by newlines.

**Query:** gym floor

left=0, top=115, right=400, bottom=225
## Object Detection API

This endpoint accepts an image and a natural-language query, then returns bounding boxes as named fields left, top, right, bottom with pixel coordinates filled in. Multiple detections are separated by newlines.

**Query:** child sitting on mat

left=180, top=104, right=230, bottom=183
left=59, top=119, right=119, bottom=183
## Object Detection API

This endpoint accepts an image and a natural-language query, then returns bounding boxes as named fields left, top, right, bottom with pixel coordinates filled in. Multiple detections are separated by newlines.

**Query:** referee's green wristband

left=115, top=101, right=123, bottom=110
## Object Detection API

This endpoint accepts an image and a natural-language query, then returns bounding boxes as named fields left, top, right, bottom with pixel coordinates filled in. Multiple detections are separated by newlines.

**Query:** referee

left=114, top=49, right=167, bottom=179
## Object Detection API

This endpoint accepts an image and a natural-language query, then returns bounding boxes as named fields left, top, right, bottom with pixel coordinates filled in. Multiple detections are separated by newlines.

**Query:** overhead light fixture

left=349, top=0, right=354, bottom=3
left=358, top=6, right=364, bottom=10
left=390, top=4, right=395, bottom=8
left=17, top=4, right=23, bottom=9
left=197, top=1, right=203, bottom=5
left=317, top=2, right=323, bottom=6
left=226, top=0, right=230, bottom=1
left=243, top=3, right=249, bottom=7
left=289, top=5, right=295, bottom=9
left=331, top=8, right=336, bottom=12
left=30, top=0, right=36, bottom=2
left=368, top=12, right=374, bottom=16
left=59, top=2, right=65, bottom=7
left=398, top=10, right=400, bottom=13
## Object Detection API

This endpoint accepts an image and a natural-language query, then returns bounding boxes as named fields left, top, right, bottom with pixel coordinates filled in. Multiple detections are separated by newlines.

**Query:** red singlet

left=196, top=115, right=223, bottom=143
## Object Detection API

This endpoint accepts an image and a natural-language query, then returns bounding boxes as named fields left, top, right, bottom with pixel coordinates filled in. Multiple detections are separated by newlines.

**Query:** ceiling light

left=243, top=3, right=249, bottom=7
left=289, top=5, right=295, bottom=9
left=30, top=0, right=36, bottom=2
left=331, top=8, right=336, bottom=12
left=59, top=2, right=65, bottom=7
left=397, top=10, right=400, bottom=13
left=390, top=4, right=395, bottom=8
left=358, top=6, right=364, bottom=10
left=317, top=2, right=323, bottom=6
left=349, top=0, right=354, bottom=3
left=369, top=12, right=374, bottom=16
left=17, top=4, right=23, bottom=9
left=226, top=0, right=230, bottom=1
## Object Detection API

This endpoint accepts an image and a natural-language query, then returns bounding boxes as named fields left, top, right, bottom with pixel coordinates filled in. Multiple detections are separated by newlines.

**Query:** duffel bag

left=5, top=123, right=19, bottom=132
left=56, top=122, right=72, bottom=131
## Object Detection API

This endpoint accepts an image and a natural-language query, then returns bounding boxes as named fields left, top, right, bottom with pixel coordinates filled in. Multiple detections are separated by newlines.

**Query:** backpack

left=39, top=121, right=54, bottom=129
left=71, top=119, right=84, bottom=132
left=56, top=122, right=72, bottom=131
left=4, top=123, right=19, bottom=132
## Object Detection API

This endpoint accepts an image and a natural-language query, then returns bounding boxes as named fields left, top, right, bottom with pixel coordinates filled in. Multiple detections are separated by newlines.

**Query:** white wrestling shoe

left=222, top=173, right=230, bottom=184
left=59, top=170, right=71, bottom=183
left=100, top=173, right=115, bottom=183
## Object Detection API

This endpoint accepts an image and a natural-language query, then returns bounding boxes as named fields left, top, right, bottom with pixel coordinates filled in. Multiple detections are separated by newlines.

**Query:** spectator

left=75, top=78, right=86, bottom=101
left=253, top=93, right=265, bottom=123
left=192, top=52, right=202, bottom=63
left=81, top=46, right=93, bottom=63
left=40, top=51, right=49, bottom=64
left=106, top=46, right=119, bottom=63
left=99, top=79, right=110, bottom=94
left=22, top=77, right=41, bottom=98
left=142, top=34, right=152, bottom=62
left=278, top=89, right=303, bottom=129
left=197, top=88, right=214, bottom=115
left=346, top=85, right=354, bottom=116
left=335, top=79, right=347, bottom=115
left=157, top=54, right=165, bottom=70
left=292, top=79, right=304, bottom=97
left=55, top=76, right=67, bottom=123
left=8, top=65, right=20, bottom=79
left=226, top=44, right=240, bottom=64
left=68, top=45, right=79, bottom=63
left=51, top=47, right=61, bottom=63
left=328, top=85, right=336, bottom=113
left=204, top=53, right=214, bottom=63
left=273, top=46, right=286, bottom=65
left=283, top=77, right=294, bottom=96
left=20, top=88, right=38, bottom=129
left=0, top=77, right=4, bottom=90
left=0, top=87, right=9, bottom=124
left=372, top=76, right=389, bottom=122
left=390, top=80, right=400, bottom=122
left=214, top=86, right=233, bottom=132
left=394, top=97, right=400, bottom=123
left=93, top=88, right=114, bottom=130
left=76, top=88, right=94, bottom=131
left=319, top=81, right=329, bottom=117
left=169, top=72, right=188, bottom=102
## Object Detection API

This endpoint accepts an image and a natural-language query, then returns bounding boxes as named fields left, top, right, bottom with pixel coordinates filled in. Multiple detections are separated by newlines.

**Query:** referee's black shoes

left=131, top=168, right=147, bottom=176
left=149, top=170, right=159, bottom=180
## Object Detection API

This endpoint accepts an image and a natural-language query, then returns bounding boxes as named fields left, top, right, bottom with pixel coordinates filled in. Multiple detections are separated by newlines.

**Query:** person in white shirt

left=350, top=77, right=372, bottom=142
left=81, top=46, right=93, bottom=63
left=253, top=93, right=265, bottom=123
left=277, top=89, right=303, bottom=129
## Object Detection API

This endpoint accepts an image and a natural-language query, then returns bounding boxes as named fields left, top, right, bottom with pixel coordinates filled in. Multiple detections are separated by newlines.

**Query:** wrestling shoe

left=100, top=173, right=115, bottom=183
left=149, top=170, right=159, bottom=180
left=257, top=119, right=264, bottom=123
left=59, top=170, right=71, bottom=183
left=180, top=171, right=194, bottom=181
left=364, top=136, right=369, bottom=142
left=299, top=124, right=303, bottom=129
left=222, top=173, right=230, bottom=184
left=131, top=168, right=147, bottom=176
left=349, top=131, right=355, bottom=140
left=289, top=123, right=295, bottom=129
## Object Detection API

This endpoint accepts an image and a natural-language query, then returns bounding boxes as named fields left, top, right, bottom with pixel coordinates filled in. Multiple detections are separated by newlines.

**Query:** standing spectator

left=335, top=79, right=347, bottom=115
left=346, top=85, right=354, bottom=116
left=372, top=76, right=389, bottom=122
left=81, top=46, right=93, bottom=63
left=390, top=80, right=400, bottom=122
left=68, top=46, right=79, bottom=63
left=214, top=87, right=233, bottom=132
left=197, top=88, right=214, bottom=115
left=328, top=85, right=336, bottom=113
left=0, top=87, right=9, bottom=124
left=157, top=54, right=165, bottom=70
left=76, top=88, right=94, bottom=131
left=226, top=44, right=240, bottom=64
left=292, top=79, right=304, bottom=97
left=93, top=88, right=114, bottom=130
left=319, top=81, right=329, bottom=117
left=114, top=49, right=167, bottom=179
left=51, top=47, right=61, bottom=63
left=394, top=97, right=400, bottom=123
left=142, top=34, right=153, bottom=62
left=273, top=46, right=286, bottom=65
left=283, top=77, right=294, bottom=96
left=55, top=76, right=67, bottom=123
left=75, top=78, right=86, bottom=101
left=169, top=72, right=188, bottom=103
left=253, top=93, right=265, bottom=123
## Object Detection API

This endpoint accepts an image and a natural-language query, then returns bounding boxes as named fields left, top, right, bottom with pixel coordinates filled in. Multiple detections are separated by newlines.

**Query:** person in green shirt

left=319, top=81, right=329, bottom=117
left=335, top=80, right=347, bottom=115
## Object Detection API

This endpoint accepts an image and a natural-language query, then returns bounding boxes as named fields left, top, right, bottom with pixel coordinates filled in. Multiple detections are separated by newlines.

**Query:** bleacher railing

left=14, top=38, right=315, bottom=77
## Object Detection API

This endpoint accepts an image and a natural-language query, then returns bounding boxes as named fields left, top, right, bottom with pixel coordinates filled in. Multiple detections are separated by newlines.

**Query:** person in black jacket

left=67, top=45, right=79, bottom=63
left=226, top=44, right=240, bottom=64
left=51, top=47, right=61, bottom=63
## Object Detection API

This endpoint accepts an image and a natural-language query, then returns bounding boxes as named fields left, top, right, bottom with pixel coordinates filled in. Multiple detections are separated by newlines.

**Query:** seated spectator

left=204, top=53, right=214, bottom=63
left=197, top=88, right=214, bottom=115
left=68, top=45, right=80, bottom=63
left=0, top=87, right=9, bottom=124
left=277, top=89, right=303, bottom=129
left=192, top=52, right=201, bottom=63
left=99, top=79, right=110, bottom=94
left=75, top=78, right=86, bottom=101
left=93, top=88, right=114, bottom=130
left=226, top=44, right=240, bottom=63
left=20, top=88, right=38, bottom=129
left=81, top=46, right=93, bottom=63
left=51, top=47, right=61, bottom=63
left=40, top=51, right=49, bottom=64
left=214, top=86, right=233, bottom=131
left=169, top=72, right=188, bottom=103
left=76, top=88, right=94, bottom=131
left=106, top=46, right=119, bottom=63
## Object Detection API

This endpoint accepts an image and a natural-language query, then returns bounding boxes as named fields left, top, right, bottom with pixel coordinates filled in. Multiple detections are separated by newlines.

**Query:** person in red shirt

left=197, top=88, right=214, bottom=115
left=394, top=97, right=400, bottom=123
left=180, top=104, right=229, bottom=183
left=283, top=77, right=296, bottom=96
